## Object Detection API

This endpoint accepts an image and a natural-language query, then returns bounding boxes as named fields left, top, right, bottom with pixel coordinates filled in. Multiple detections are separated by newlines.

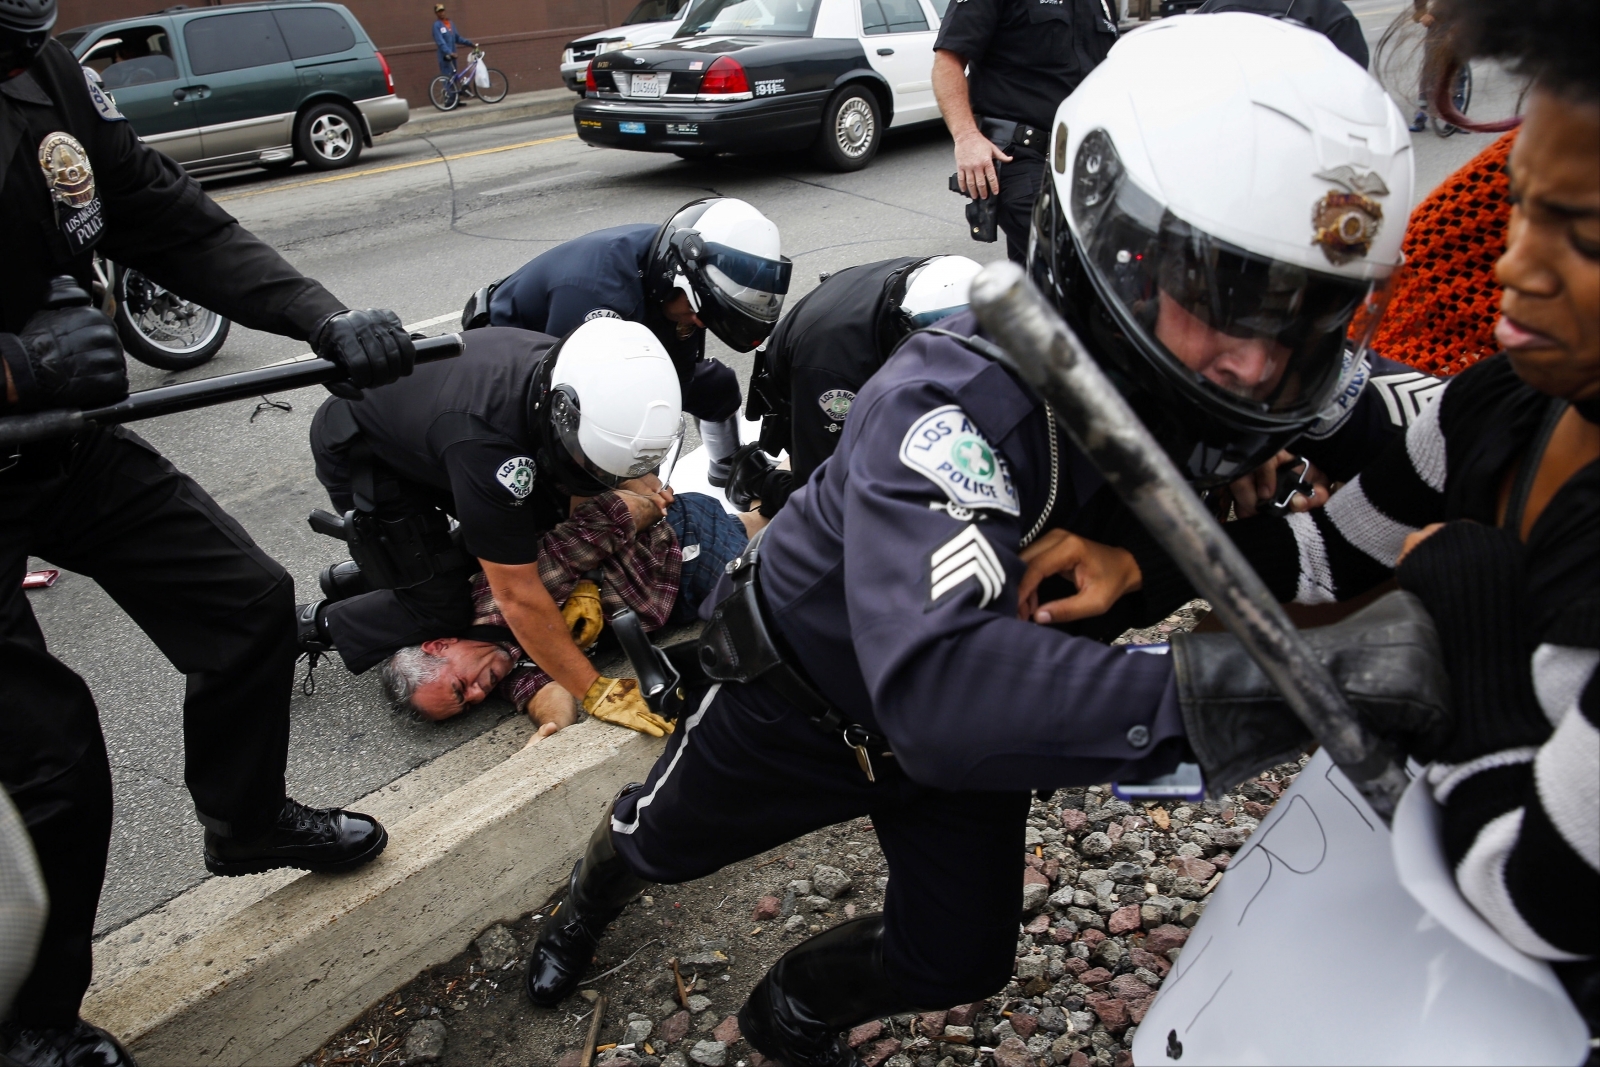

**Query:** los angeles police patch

left=83, top=68, right=124, bottom=121
left=495, top=456, right=536, bottom=500
left=899, top=405, right=1019, bottom=516
left=818, top=389, right=854, bottom=423
left=583, top=308, right=622, bottom=322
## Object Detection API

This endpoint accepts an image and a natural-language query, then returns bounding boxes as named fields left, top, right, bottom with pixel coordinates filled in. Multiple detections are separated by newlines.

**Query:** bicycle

left=429, top=48, right=509, bottom=111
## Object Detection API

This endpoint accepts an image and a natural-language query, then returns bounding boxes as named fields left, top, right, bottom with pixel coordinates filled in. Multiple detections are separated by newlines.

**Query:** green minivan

left=58, top=2, right=408, bottom=174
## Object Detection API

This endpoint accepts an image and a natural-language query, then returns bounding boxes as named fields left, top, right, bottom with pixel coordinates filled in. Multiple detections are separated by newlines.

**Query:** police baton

left=0, top=333, right=465, bottom=448
left=968, top=261, right=1408, bottom=822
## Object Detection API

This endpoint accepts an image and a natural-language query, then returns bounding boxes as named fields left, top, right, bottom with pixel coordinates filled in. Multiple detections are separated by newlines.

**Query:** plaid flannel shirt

left=471, top=491, right=681, bottom=711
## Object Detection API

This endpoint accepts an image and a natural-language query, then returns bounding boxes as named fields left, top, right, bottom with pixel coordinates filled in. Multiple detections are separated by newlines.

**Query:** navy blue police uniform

left=487, top=224, right=742, bottom=423
left=310, top=328, right=571, bottom=673
left=935, top=0, right=1117, bottom=263
left=607, top=316, right=1190, bottom=1004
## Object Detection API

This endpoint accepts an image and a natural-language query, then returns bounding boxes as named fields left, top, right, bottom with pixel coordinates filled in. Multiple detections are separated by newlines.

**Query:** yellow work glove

left=582, top=676, right=675, bottom=737
left=561, top=580, right=604, bottom=649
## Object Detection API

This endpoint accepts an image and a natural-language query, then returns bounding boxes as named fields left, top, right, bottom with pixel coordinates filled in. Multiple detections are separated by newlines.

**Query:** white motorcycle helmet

left=543, top=318, right=684, bottom=494
left=1029, top=13, right=1413, bottom=486
left=648, top=197, right=792, bottom=353
left=897, top=255, right=984, bottom=331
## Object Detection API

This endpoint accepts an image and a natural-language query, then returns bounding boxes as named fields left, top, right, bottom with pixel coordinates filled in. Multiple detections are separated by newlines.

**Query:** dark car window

left=81, top=25, right=179, bottom=87
left=861, top=0, right=928, bottom=33
left=274, top=7, right=358, bottom=59
left=183, top=11, right=291, bottom=75
left=624, top=0, right=690, bottom=24
left=677, top=0, right=820, bottom=36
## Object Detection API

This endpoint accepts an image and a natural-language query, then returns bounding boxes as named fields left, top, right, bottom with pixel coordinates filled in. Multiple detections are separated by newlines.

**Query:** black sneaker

left=1, top=1019, right=138, bottom=1067
left=204, top=798, right=387, bottom=877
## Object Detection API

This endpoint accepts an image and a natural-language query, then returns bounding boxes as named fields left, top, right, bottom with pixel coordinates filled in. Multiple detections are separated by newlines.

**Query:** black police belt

left=978, top=116, right=1046, bottom=152
left=698, top=529, right=890, bottom=781
left=307, top=401, right=470, bottom=591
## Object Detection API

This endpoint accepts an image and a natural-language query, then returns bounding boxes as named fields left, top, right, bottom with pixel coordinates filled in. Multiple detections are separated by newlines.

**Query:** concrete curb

left=385, top=87, right=577, bottom=142
left=83, top=719, right=662, bottom=1065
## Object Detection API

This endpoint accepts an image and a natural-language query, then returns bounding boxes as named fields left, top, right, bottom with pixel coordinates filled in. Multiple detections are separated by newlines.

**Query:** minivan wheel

left=297, top=103, right=363, bottom=171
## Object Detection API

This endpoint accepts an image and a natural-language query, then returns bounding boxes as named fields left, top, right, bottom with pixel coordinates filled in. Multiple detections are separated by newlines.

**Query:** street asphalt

left=25, top=0, right=1523, bottom=937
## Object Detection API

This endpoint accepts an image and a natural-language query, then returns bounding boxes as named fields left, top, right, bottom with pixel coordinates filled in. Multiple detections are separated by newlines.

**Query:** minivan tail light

left=585, top=60, right=597, bottom=93
left=698, top=56, right=750, bottom=97
left=375, top=50, right=395, bottom=95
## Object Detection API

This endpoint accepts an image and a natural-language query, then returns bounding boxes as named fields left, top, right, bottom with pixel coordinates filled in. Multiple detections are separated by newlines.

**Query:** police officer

left=523, top=23, right=1440, bottom=1066
left=298, top=321, right=682, bottom=737
left=932, top=0, right=1116, bottom=264
left=732, top=255, right=983, bottom=516
left=0, top=4, right=415, bottom=1061
left=474, top=198, right=791, bottom=488
left=1194, top=0, right=1369, bottom=69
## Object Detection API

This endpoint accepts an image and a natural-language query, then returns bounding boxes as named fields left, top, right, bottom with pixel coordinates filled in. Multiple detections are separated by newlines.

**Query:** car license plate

left=618, top=121, right=647, bottom=134
left=630, top=72, right=665, bottom=98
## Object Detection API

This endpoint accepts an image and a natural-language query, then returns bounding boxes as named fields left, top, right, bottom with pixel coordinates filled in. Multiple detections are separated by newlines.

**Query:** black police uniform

left=935, top=0, right=1117, bottom=263
left=0, top=41, right=349, bottom=1028
left=745, top=256, right=926, bottom=510
left=310, top=328, right=571, bottom=673
left=487, top=224, right=742, bottom=424
left=1194, top=0, right=1369, bottom=68
left=608, top=317, right=1190, bottom=1007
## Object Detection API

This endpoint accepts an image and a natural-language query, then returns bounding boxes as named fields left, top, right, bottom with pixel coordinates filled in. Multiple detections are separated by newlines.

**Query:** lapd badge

left=38, top=132, right=105, bottom=255
left=583, top=307, right=622, bottom=322
left=899, top=404, right=1020, bottom=517
left=495, top=456, right=536, bottom=500
left=818, top=388, right=854, bottom=433
left=1310, top=166, right=1388, bottom=266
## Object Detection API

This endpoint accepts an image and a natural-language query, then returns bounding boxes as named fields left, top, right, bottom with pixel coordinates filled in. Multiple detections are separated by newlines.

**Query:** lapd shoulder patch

left=928, top=525, right=1005, bottom=609
left=495, top=456, right=536, bottom=500
left=583, top=307, right=622, bottom=322
left=82, top=68, right=124, bottom=121
left=899, top=404, right=1019, bottom=516
left=818, top=389, right=855, bottom=423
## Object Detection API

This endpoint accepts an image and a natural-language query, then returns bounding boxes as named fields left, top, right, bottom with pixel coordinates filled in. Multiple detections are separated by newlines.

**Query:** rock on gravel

left=623, top=1015, right=654, bottom=1045
left=751, top=895, right=781, bottom=921
left=659, top=1010, right=692, bottom=1044
left=689, top=1039, right=727, bottom=1066
left=991, top=1037, right=1035, bottom=1067
left=859, top=1037, right=902, bottom=1066
left=848, top=1020, right=883, bottom=1046
left=473, top=924, right=520, bottom=970
left=812, top=865, right=853, bottom=900
left=403, top=1018, right=447, bottom=1063
left=712, top=1015, right=740, bottom=1043
left=1145, top=923, right=1191, bottom=955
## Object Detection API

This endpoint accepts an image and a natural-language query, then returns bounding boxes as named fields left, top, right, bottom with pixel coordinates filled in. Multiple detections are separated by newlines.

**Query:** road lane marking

left=213, top=134, right=579, bottom=203
left=265, top=311, right=460, bottom=367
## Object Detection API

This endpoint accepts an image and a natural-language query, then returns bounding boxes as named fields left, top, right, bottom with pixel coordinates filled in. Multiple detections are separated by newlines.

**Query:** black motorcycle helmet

left=1, top=0, right=55, bottom=81
left=646, top=197, right=792, bottom=353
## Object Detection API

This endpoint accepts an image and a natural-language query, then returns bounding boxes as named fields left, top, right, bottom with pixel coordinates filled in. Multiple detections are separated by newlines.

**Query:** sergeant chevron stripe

left=928, top=525, right=1005, bottom=609
left=1370, top=372, right=1447, bottom=427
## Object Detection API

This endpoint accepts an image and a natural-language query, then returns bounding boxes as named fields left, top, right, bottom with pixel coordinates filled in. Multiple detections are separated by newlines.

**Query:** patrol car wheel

left=812, top=86, right=881, bottom=172
left=296, top=103, right=363, bottom=171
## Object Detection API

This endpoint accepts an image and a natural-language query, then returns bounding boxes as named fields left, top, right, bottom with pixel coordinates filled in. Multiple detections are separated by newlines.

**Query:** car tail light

left=585, top=60, right=598, bottom=93
left=375, top=50, right=395, bottom=95
left=699, top=56, right=749, bottom=96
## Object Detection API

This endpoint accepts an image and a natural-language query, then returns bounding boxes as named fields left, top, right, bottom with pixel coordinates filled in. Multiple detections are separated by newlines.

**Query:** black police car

left=573, top=0, right=948, bottom=171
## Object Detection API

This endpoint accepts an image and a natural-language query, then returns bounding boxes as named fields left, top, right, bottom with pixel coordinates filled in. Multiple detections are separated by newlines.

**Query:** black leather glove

left=1, top=284, right=127, bottom=413
left=310, top=309, right=415, bottom=397
left=1171, top=590, right=1450, bottom=793
left=1396, top=521, right=1548, bottom=765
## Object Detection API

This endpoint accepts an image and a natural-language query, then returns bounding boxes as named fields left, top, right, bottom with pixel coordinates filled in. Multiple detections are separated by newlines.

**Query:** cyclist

left=432, top=3, right=475, bottom=78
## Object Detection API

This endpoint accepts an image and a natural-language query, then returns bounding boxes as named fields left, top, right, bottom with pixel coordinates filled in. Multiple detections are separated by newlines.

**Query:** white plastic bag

left=474, top=57, right=490, bottom=89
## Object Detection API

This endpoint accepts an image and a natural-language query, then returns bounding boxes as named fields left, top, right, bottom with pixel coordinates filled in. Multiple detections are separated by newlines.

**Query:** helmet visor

left=702, top=242, right=792, bottom=324
left=1069, top=131, right=1389, bottom=422
left=550, top=388, right=686, bottom=489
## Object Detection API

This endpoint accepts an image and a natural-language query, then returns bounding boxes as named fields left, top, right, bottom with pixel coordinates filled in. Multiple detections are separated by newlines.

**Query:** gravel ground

left=307, top=603, right=1311, bottom=1067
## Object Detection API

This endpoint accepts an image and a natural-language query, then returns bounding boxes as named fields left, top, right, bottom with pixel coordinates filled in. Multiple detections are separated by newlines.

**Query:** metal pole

left=0, top=333, right=466, bottom=448
left=969, top=262, right=1407, bottom=821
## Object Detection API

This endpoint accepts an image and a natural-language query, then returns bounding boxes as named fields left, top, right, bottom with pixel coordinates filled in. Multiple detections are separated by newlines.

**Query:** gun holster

left=610, top=608, right=698, bottom=721
left=307, top=508, right=462, bottom=591
left=460, top=276, right=506, bottom=331
left=698, top=531, right=845, bottom=730
left=949, top=173, right=999, bottom=243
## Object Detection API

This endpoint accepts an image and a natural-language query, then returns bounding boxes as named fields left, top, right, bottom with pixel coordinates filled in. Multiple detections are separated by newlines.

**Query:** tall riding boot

left=525, top=798, right=650, bottom=1007
left=738, top=915, right=921, bottom=1067
left=701, top=415, right=743, bottom=488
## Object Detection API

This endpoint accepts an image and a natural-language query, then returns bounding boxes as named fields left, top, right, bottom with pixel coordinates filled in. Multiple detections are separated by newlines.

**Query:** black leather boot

left=203, top=798, right=387, bottom=877
left=738, top=915, right=920, bottom=1067
left=1, top=1018, right=138, bottom=1067
left=318, top=560, right=371, bottom=602
left=525, top=798, right=649, bottom=1008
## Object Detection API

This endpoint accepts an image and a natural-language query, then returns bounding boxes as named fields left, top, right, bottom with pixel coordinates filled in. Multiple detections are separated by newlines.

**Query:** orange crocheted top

left=1367, top=130, right=1517, bottom=376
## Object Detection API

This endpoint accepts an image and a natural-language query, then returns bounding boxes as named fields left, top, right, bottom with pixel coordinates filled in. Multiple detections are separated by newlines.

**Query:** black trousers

left=307, top=412, right=475, bottom=675
left=611, top=679, right=1030, bottom=1008
left=0, top=426, right=295, bottom=1027
left=995, top=151, right=1046, bottom=267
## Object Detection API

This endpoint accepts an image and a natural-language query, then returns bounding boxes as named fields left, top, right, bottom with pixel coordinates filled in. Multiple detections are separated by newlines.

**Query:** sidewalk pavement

left=385, top=87, right=579, bottom=142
